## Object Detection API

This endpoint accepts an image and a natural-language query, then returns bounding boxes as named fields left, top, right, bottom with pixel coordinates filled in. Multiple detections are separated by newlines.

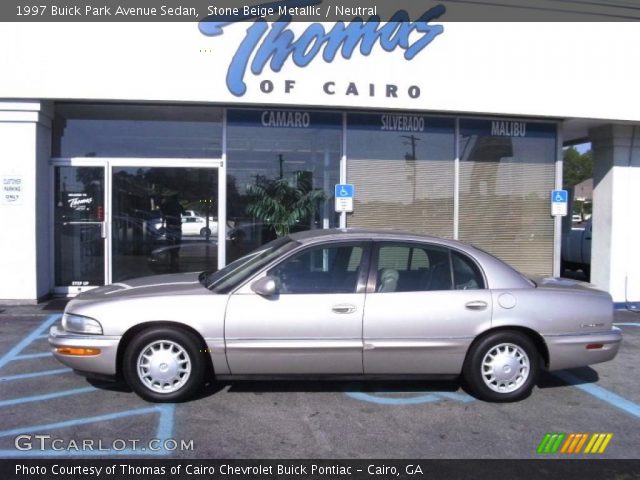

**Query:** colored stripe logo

left=537, top=433, right=613, bottom=454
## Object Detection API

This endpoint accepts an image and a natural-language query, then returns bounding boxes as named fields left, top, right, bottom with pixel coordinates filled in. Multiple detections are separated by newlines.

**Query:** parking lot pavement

left=0, top=308, right=638, bottom=459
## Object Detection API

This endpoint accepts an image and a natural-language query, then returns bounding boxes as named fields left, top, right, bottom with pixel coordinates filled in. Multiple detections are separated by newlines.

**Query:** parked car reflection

left=146, top=226, right=260, bottom=274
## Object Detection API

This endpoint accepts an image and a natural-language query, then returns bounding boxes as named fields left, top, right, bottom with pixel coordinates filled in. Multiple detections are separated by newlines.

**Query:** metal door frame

left=50, top=157, right=224, bottom=294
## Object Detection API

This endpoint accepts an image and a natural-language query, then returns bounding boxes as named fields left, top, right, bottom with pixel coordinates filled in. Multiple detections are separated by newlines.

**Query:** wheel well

left=465, top=326, right=550, bottom=369
left=116, top=321, right=215, bottom=379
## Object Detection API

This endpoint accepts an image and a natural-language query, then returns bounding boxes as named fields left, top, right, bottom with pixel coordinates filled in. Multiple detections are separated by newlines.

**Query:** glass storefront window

left=458, top=119, right=556, bottom=275
left=53, top=104, right=222, bottom=158
left=347, top=113, right=455, bottom=238
left=226, top=109, right=341, bottom=262
left=111, top=167, right=218, bottom=282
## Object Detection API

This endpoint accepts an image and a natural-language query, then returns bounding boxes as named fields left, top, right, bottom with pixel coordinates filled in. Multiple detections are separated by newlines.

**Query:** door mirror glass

left=250, top=276, right=278, bottom=297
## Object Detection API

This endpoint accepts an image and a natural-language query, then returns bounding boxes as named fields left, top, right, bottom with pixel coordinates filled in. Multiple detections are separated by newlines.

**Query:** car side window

left=268, top=244, right=363, bottom=294
left=452, top=251, right=485, bottom=290
left=375, top=243, right=453, bottom=293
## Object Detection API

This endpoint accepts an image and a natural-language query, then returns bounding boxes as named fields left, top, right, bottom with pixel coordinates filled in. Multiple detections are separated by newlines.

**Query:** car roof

left=289, top=228, right=471, bottom=250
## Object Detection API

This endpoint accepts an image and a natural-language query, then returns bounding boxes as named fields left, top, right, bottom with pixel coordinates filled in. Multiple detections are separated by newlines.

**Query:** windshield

left=200, top=236, right=300, bottom=293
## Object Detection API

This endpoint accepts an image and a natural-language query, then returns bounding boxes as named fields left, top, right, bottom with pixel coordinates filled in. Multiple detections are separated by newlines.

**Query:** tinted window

left=203, top=237, right=299, bottom=293
left=375, top=243, right=453, bottom=292
left=452, top=251, right=485, bottom=290
left=268, top=244, right=363, bottom=294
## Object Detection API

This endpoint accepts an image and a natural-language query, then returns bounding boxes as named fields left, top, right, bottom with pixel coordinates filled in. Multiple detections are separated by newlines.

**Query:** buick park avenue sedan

left=49, top=230, right=621, bottom=403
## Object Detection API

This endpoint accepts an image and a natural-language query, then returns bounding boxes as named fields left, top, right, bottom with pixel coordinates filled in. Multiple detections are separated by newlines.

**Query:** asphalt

left=0, top=303, right=638, bottom=459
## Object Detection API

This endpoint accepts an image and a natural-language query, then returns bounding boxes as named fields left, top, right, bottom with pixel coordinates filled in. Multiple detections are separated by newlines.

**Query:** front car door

left=225, top=241, right=369, bottom=374
left=363, top=241, right=492, bottom=375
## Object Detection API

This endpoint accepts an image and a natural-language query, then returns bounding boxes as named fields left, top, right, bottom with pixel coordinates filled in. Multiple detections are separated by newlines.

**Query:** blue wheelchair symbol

left=335, top=184, right=354, bottom=198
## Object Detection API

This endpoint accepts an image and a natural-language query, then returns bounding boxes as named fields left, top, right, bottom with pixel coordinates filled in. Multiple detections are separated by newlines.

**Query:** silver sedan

left=49, top=229, right=622, bottom=402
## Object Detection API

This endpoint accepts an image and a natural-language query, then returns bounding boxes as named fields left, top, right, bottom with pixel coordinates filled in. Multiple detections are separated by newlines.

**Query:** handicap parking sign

left=551, top=189, right=568, bottom=216
left=335, top=184, right=354, bottom=212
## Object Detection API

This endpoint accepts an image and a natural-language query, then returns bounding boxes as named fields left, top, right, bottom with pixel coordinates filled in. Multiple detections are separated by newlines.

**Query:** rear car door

left=225, top=242, right=369, bottom=374
left=363, top=242, right=492, bottom=374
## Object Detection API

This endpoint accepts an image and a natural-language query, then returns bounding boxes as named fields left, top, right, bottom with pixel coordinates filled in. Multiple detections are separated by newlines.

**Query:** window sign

left=2, top=175, right=23, bottom=205
left=227, top=109, right=342, bottom=129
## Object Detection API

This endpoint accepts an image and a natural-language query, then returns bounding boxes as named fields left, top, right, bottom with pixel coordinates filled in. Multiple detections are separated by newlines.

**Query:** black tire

left=200, top=227, right=211, bottom=237
left=123, top=327, right=205, bottom=402
left=463, top=331, right=540, bottom=402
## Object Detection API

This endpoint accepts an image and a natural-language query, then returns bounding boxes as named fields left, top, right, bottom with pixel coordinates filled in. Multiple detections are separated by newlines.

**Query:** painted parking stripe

left=0, top=406, right=162, bottom=438
left=0, top=386, right=96, bottom=408
left=553, top=370, right=640, bottom=419
left=346, top=390, right=474, bottom=405
left=0, top=368, right=72, bottom=382
left=12, top=352, right=53, bottom=361
left=0, top=314, right=60, bottom=370
left=613, top=323, right=640, bottom=327
left=0, top=447, right=169, bottom=457
left=0, top=404, right=176, bottom=457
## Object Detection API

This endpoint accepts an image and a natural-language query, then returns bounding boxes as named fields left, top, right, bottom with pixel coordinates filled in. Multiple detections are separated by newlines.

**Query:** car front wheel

left=123, top=327, right=205, bottom=402
left=463, top=331, right=540, bottom=402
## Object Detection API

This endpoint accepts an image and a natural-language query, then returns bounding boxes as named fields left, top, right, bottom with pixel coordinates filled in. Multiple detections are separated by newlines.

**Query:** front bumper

left=545, top=327, right=622, bottom=370
left=48, top=324, right=121, bottom=376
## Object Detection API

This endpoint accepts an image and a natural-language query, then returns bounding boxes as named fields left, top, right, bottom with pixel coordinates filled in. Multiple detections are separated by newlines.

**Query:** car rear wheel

left=200, top=227, right=211, bottom=237
left=463, top=331, right=540, bottom=402
left=123, top=327, right=205, bottom=402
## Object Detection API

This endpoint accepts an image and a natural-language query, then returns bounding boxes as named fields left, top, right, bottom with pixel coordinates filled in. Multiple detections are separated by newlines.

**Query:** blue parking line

left=553, top=370, right=640, bottom=419
left=613, top=323, right=640, bottom=327
left=0, top=448, right=168, bottom=457
left=0, top=314, right=60, bottom=370
left=0, top=368, right=72, bottom=382
left=156, top=404, right=176, bottom=440
left=12, top=352, right=53, bottom=361
left=346, top=390, right=475, bottom=405
left=0, top=386, right=96, bottom=408
left=0, top=406, right=161, bottom=438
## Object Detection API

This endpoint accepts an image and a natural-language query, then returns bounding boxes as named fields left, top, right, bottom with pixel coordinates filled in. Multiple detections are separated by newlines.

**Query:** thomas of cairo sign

left=199, top=1, right=446, bottom=97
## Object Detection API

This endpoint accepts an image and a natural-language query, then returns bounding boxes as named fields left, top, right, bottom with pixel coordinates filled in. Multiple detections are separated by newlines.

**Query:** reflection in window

left=53, top=104, right=222, bottom=158
left=347, top=114, right=455, bottom=238
left=458, top=120, right=556, bottom=275
left=111, top=167, right=218, bottom=281
left=226, top=109, right=341, bottom=262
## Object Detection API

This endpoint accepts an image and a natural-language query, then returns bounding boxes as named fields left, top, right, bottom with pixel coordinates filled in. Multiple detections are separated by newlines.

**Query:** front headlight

left=61, top=313, right=103, bottom=335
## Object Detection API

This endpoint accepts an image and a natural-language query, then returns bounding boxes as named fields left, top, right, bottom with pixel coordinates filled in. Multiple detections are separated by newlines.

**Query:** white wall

left=590, top=124, right=640, bottom=306
left=0, top=101, right=52, bottom=302
left=0, top=22, right=639, bottom=122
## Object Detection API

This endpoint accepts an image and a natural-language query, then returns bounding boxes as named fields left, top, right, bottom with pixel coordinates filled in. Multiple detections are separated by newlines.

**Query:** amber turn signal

left=55, top=347, right=101, bottom=356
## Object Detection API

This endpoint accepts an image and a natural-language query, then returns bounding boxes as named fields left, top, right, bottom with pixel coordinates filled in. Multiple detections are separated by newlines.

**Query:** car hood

left=67, top=272, right=209, bottom=308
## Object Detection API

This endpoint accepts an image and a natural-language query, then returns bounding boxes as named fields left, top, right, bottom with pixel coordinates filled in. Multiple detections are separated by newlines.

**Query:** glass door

left=54, top=165, right=106, bottom=292
left=110, top=166, right=219, bottom=282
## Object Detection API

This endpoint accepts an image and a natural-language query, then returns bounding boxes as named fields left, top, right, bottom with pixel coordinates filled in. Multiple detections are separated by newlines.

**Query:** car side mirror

left=250, top=276, right=278, bottom=297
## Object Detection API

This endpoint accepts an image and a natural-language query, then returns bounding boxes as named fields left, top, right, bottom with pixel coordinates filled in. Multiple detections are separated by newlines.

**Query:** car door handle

left=465, top=300, right=488, bottom=311
left=332, top=304, right=357, bottom=314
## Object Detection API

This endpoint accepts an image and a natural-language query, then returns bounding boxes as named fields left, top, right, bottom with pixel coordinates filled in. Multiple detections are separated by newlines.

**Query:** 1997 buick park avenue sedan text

left=49, top=229, right=621, bottom=402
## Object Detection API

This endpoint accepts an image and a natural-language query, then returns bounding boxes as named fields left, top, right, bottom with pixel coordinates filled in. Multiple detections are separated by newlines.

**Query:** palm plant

left=246, top=172, right=326, bottom=237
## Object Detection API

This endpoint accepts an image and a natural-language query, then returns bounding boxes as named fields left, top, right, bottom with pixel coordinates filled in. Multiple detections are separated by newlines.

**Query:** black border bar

left=2, top=0, right=640, bottom=22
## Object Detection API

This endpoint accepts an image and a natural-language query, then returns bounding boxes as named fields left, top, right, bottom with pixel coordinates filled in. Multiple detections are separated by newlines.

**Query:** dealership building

left=0, top=12, right=638, bottom=309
